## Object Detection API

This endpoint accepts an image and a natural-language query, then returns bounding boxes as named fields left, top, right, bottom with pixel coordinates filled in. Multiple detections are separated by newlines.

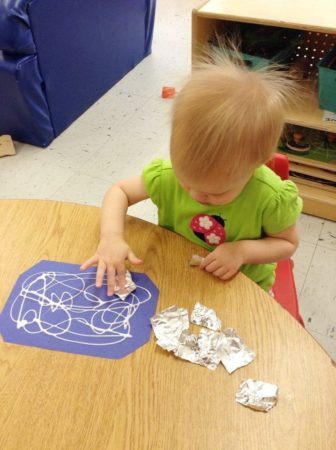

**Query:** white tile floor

left=1, top=0, right=335, bottom=360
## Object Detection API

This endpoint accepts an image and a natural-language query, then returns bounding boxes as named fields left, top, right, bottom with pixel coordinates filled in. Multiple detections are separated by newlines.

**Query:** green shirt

left=142, top=159, right=302, bottom=291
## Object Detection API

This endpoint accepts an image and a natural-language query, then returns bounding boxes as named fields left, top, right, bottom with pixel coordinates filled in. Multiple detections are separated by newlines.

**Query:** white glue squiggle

left=10, top=271, right=152, bottom=346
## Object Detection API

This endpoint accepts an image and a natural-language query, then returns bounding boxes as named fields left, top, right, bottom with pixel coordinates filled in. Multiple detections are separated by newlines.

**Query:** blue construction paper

left=0, top=260, right=159, bottom=359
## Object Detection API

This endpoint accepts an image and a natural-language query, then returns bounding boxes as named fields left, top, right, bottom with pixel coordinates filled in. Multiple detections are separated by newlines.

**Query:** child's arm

left=81, top=175, right=149, bottom=295
left=200, top=224, right=299, bottom=281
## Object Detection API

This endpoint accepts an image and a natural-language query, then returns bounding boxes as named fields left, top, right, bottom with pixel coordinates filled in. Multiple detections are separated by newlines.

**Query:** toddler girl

left=81, top=52, right=302, bottom=295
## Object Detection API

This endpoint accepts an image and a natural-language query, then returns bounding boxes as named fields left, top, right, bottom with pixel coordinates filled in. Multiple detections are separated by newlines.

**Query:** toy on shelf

left=322, top=131, right=336, bottom=149
left=280, top=125, right=336, bottom=160
left=283, top=126, right=311, bottom=155
left=280, top=125, right=336, bottom=163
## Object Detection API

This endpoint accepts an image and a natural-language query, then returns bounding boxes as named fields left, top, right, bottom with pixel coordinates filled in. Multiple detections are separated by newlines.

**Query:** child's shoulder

left=250, top=165, right=301, bottom=211
left=254, top=166, right=303, bottom=232
left=142, top=159, right=177, bottom=199
left=252, top=165, right=288, bottom=192
left=143, top=158, right=173, bottom=175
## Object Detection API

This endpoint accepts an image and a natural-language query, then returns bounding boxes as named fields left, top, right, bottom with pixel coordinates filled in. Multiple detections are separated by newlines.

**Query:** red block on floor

left=162, top=86, right=176, bottom=99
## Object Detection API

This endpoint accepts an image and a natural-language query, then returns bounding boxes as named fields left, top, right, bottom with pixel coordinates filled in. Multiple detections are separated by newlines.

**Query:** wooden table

left=0, top=200, right=335, bottom=450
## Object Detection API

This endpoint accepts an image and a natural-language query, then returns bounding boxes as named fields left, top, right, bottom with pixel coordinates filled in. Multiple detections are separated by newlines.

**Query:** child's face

left=177, top=171, right=252, bottom=206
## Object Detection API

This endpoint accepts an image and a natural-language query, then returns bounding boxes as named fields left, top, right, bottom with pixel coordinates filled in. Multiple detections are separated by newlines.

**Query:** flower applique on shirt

left=190, top=214, right=226, bottom=246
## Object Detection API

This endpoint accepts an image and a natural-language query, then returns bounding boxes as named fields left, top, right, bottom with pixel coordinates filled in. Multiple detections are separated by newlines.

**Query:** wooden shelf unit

left=192, top=0, right=336, bottom=221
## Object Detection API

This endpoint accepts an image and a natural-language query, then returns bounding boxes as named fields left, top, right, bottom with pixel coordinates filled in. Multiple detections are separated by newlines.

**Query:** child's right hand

left=80, top=237, right=142, bottom=296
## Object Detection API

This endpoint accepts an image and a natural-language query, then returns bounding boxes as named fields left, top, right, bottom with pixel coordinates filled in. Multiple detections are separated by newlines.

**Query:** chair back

left=267, top=153, right=289, bottom=180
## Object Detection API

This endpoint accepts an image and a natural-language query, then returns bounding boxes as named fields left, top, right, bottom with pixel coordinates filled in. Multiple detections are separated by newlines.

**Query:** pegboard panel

left=288, top=30, right=336, bottom=78
left=212, top=22, right=336, bottom=80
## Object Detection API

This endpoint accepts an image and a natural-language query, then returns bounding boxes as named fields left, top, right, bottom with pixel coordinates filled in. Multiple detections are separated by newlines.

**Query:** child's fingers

left=220, top=269, right=237, bottom=280
left=80, top=255, right=98, bottom=271
left=107, top=266, right=116, bottom=297
left=199, top=253, right=214, bottom=269
left=128, top=250, right=142, bottom=265
left=203, top=260, right=220, bottom=273
left=213, top=267, right=228, bottom=278
left=116, top=265, right=126, bottom=293
left=96, top=260, right=107, bottom=288
left=199, top=259, right=207, bottom=269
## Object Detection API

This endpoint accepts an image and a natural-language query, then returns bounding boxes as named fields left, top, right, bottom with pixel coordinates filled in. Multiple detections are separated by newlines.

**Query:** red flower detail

left=190, top=214, right=226, bottom=246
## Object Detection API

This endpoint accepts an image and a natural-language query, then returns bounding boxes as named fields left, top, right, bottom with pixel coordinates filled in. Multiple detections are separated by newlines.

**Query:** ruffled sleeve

left=142, top=158, right=165, bottom=206
left=262, top=180, right=303, bottom=234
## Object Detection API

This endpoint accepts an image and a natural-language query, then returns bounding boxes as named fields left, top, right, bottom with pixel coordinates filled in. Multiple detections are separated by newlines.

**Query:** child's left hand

left=199, top=242, right=244, bottom=281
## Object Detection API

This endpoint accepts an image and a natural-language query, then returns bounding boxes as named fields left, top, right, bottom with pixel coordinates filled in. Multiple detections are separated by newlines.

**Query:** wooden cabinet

left=192, top=0, right=336, bottom=220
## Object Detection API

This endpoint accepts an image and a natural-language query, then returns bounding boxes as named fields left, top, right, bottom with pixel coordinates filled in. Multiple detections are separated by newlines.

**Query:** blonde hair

left=170, top=47, right=299, bottom=180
